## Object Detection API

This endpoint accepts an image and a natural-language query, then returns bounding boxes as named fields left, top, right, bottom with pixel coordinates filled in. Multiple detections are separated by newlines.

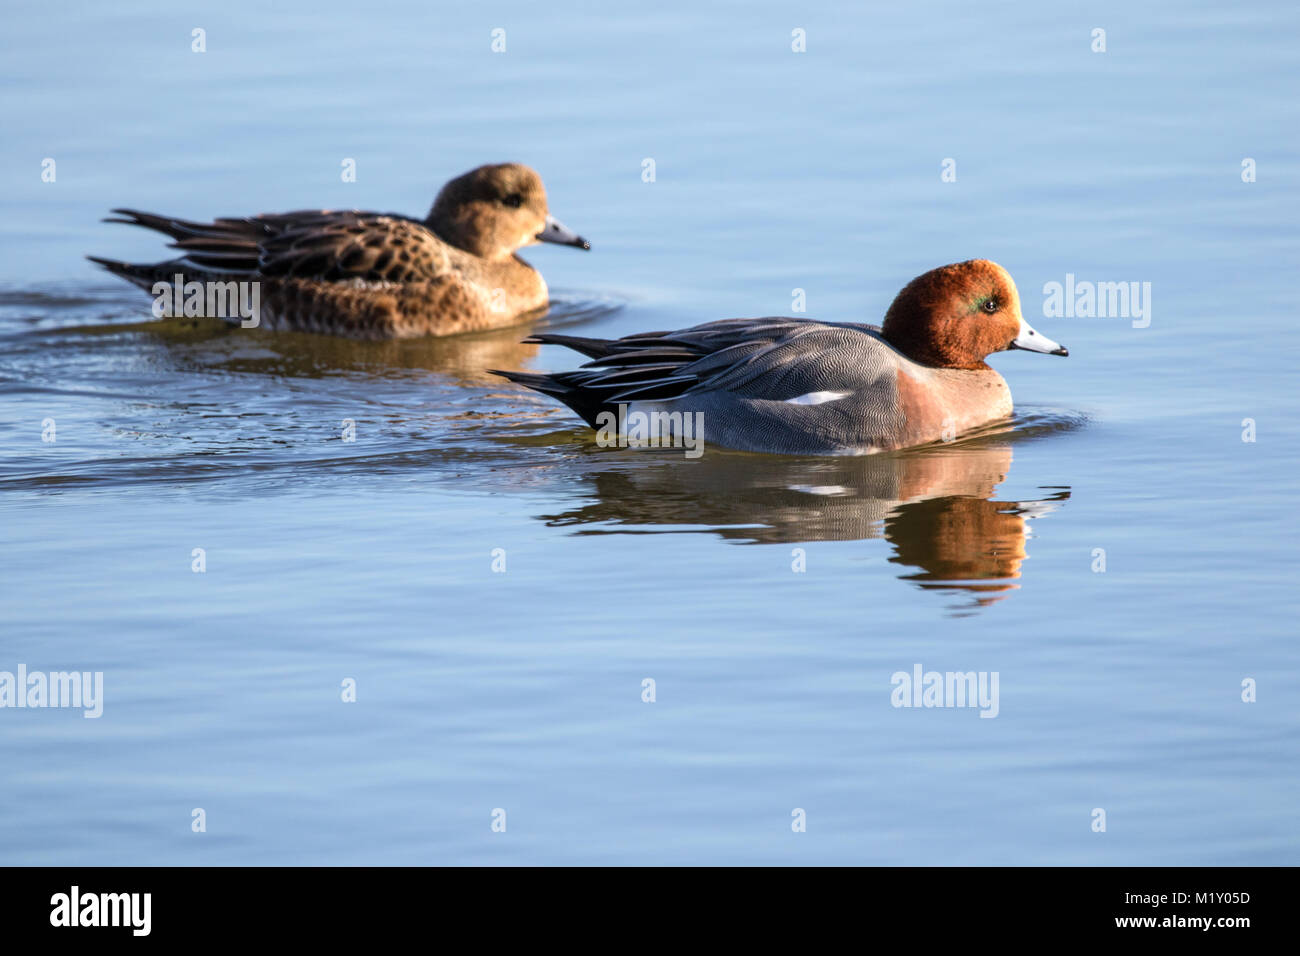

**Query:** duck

left=494, top=259, right=1067, bottom=455
left=88, top=163, right=589, bottom=339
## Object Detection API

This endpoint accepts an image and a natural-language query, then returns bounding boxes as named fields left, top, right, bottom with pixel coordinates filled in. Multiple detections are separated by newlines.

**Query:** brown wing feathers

left=102, top=208, right=446, bottom=283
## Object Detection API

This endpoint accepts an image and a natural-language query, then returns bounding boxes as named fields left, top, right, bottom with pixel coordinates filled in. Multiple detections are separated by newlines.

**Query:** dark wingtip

left=1052, top=346, right=1069, bottom=357
left=490, top=368, right=547, bottom=387
left=522, top=332, right=616, bottom=359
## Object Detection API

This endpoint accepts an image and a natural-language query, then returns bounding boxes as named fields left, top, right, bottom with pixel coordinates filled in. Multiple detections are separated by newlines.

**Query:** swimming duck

left=88, top=163, right=589, bottom=338
left=495, top=260, right=1067, bottom=455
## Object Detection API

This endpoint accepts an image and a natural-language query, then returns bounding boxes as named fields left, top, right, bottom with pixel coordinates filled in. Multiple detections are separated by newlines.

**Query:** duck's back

left=630, top=323, right=909, bottom=455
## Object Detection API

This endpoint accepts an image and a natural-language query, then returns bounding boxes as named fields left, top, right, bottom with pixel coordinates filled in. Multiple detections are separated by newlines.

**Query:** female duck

left=497, top=259, right=1067, bottom=455
left=89, top=163, right=589, bottom=339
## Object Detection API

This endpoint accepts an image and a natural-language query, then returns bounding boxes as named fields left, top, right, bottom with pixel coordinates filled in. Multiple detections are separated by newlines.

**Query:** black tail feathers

left=490, top=367, right=610, bottom=428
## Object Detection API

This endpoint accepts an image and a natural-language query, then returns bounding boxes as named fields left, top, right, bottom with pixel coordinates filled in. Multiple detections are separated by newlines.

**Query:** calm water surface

left=1, top=0, right=1298, bottom=864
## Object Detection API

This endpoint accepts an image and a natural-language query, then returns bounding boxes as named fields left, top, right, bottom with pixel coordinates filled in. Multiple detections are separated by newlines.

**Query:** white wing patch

left=784, top=390, right=851, bottom=406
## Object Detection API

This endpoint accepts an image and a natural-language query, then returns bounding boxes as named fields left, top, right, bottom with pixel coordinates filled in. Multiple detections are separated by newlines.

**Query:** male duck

left=496, top=260, right=1067, bottom=455
left=89, top=163, right=589, bottom=339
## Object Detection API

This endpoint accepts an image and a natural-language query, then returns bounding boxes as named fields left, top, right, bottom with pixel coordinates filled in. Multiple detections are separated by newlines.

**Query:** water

left=2, top=0, right=1298, bottom=865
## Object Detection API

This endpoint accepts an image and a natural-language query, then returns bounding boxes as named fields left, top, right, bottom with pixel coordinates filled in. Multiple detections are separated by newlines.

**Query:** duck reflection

left=112, top=294, right=622, bottom=385
left=538, top=431, right=1070, bottom=611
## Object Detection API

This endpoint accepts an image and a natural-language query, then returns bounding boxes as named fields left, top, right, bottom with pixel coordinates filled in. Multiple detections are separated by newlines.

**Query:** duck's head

left=427, top=163, right=590, bottom=260
left=882, top=259, right=1067, bottom=370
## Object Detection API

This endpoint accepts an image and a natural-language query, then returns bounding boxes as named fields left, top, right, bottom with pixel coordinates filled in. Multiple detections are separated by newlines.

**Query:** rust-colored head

left=881, top=260, right=1067, bottom=369
left=427, top=163, right=589, bottom=259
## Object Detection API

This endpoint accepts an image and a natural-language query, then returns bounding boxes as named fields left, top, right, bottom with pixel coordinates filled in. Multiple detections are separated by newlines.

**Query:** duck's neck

left=425, top=213, right=487, bottom=258
left=884, top=330, right=990, bottom=372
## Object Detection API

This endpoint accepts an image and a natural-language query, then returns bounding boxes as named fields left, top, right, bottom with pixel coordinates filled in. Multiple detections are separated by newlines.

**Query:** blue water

left=1, top=0, right=1298, bottom=864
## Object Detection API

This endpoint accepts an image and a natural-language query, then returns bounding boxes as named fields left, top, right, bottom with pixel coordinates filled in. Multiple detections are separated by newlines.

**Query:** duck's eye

left=501, top=193, right=524, bottom=208
left=982, top=298, right=999, bottom=314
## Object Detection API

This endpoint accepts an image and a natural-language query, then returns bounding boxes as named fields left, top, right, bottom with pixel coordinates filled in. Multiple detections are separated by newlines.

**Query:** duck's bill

left=535, top=215, right=590, bottom=250
left=1009, top=317, right=1068, bottom=356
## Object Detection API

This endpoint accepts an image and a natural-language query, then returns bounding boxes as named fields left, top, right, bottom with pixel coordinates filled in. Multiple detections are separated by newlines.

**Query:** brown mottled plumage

left=88, top=163, right=589, bottom=339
